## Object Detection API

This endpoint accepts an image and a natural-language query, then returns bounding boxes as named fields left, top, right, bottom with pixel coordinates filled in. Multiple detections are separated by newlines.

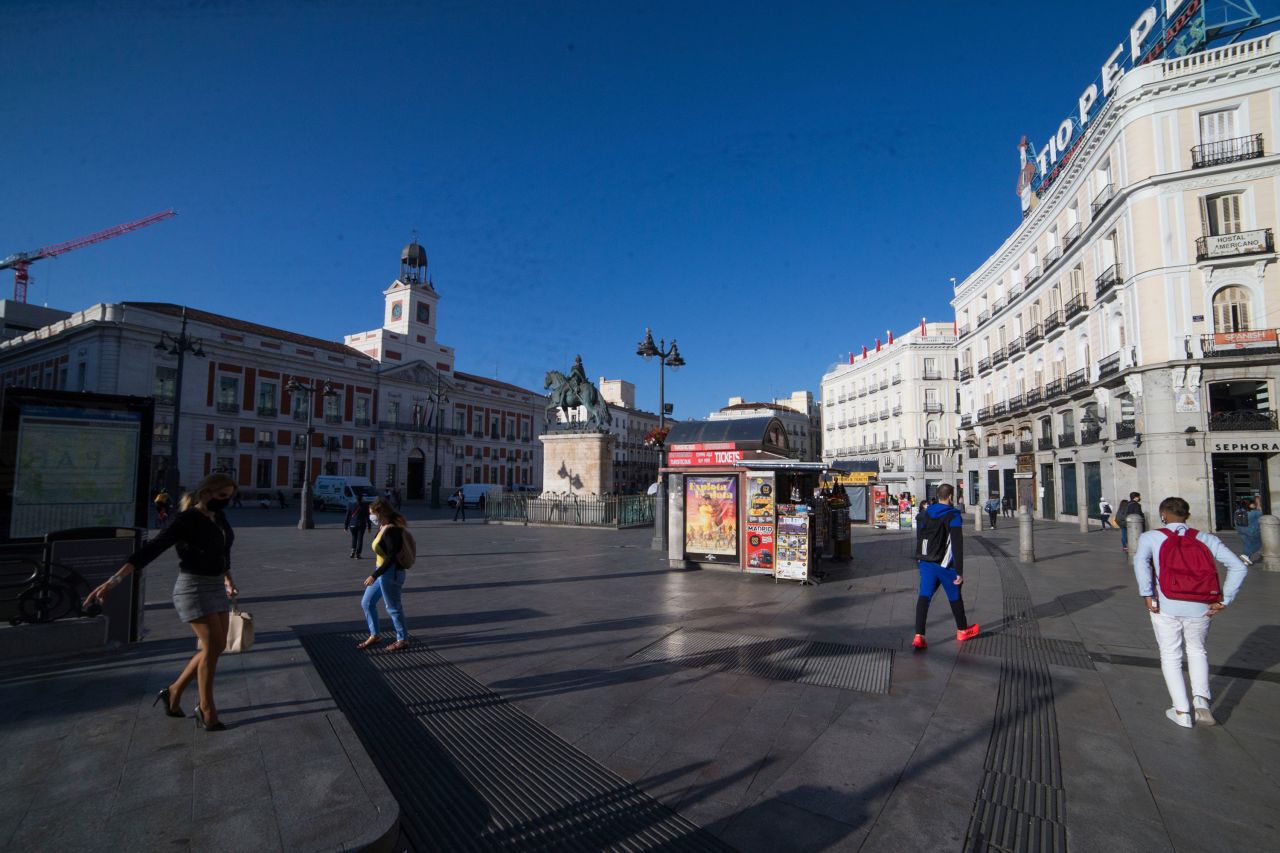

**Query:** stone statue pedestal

left=539, top=431, right=616, bottom=496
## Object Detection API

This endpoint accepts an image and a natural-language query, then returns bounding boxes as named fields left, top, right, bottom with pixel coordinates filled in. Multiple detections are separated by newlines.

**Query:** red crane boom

left=0, top=209, right=177, bottom=302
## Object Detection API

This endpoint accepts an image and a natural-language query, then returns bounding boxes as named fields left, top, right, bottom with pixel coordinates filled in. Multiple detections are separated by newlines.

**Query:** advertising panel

left=1201, top=231, right=1271, bottom=259
left=1213, top=329, right=1278, bottom=350
left=684, top=475, right=739, bottom=562
left=775, top=512, right=809, bottom=581
left=744, top=473, right=776, bottom=574
left=668, top=448, right=744, bottom=467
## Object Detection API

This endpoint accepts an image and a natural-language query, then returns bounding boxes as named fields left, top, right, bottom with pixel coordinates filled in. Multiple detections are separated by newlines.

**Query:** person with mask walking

left=452, top=487, right=467, bottom=522
left=912, top=483, right=980, bottom=650
left=356, top=498, right=413, bottom=652
left=84, top=473, right=240, bottom=731
left=345, top=494, right=371, bottom=559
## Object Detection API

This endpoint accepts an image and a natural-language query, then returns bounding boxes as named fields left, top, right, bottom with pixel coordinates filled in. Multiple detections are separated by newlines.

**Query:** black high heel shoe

left=152, top=687, right=185, bottom=718
left=193, top=705, right=227, bottom=732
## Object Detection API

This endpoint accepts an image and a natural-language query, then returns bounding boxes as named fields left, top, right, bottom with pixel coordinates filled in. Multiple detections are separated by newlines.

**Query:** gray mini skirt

left=172, top=572, right=231, bottom=623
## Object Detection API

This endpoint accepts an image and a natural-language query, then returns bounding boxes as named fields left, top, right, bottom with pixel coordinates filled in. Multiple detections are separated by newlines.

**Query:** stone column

left=1126, top=512, right=1145, bottom=557
left=1259, top=515, right=1280, bottom=573
left=972, top=501, right=983, bottom=532
left=1019, top=507, right=1035, bottom=563
left=1077, top=463, right=1090, bottom=533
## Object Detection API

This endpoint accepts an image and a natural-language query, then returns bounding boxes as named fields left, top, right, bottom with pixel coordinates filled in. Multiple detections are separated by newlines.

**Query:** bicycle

left=3, top=555, right=97, bottom=626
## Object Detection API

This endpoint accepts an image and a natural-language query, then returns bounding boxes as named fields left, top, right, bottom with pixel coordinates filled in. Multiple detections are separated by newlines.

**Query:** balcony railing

left=878, top=380, right=889, bottom=390
left=293, top=409, right=308, bottom=421
left=924, top=462, right=944, bottom=472
left=1025, top=323, right=1044, bottom=345
left=857, top=388, right=868, bottom=397
left=1024, top=388, right=1043, bottom=406
left=1096, top=263, right=1122, bottom=299
left=1201, top=328, right=1280, bottom=357
left=924, top=401, right=943, bottom=413
left=1007, top=337, right=1024, bottom=357
left=892, top=405, right=903, bottom=416
left=959, top=366, right=973, bottom=382
left=1019, top=440, right=1033, bottom=454
left=1038, top=437, right=1054, bottom=451
left=324, top=414, right=343, bottom=425
left=1080, top=428, right=1102, bottom=446
left=1025, top=265, right=1042, bottom=285
left=1196, top=228, right=1274, bottom=262
left=1115, top=422, right=1137, bottom=440
left=355, top=445, right=369, bottom=455
left=961, top=414, right=973, bottom=428
left=1063, top=222, right=1082, bottom=249
left=1002, top=443, right=1016, bottom=456
left=958, top=324, right=971, bottom=337
left=1207, top=410, right=1279, bottom=431
left=1091, top=183, right=1115, bottom=217
left=215, top=436, right=236, bottom=447
left=256, top=405, right=277, bottom=417
left=1058, top=432, right=1077, bottom=448
left=293, top=436, right=308, bottom=449
left=1066, top=368, right=1089, bottom=391
left=216, top=400, right=239, bottom=414
left=1044, top=378, right=1064, bottom=398
left=1008, top=394, right=1024, bottom=412
left=1098, top=352, right=1121, bottom=379
left=1064, top=294, right=1086, bottom=321
left=992, top=347, right=1008, bottom=366
left=891, top=375, right=902, bottom=385
left=154, top=393, right=176, bottom=406
left=923, top=369, right=942, bottom=380
left=967, top=446, right=978, bottom=458
left=978, top=357, right=992, bottom=374
left=993, top=402, right=1008, bottom=417
left=256, top=439, right=275, bottom=449
left=1043, top=245, right=1063, bottom=268
left=991, top=297, right=1007, bottom=314
left=1191, top=133, right=1264, bottom=169
left=325, top=439, right=341, bottom=452
left=355, top=417, right=371, bottom=428
left=979, top=309, right=991, bottom=324
left=977, top=406, right=993, bottom=422
left=1043, top=311, right=1064, bottom=336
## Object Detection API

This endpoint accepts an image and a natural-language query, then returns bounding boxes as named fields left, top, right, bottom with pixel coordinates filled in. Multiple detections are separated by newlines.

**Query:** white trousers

left=1149, top=611, right=1211, bottom=713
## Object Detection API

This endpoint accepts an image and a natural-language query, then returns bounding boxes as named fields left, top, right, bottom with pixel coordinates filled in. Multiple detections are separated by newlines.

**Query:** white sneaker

left=1193, top=696, right=1216, bottom=726
left=1239, top=554, right=1253, bottom=566
left=1166, top=708, right=1193, bottom=729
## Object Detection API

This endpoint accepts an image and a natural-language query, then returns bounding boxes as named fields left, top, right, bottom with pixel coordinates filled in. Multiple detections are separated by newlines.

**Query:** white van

left=447, top=483, right=497, bottom=509
left=313, top=476, right=376, bottom=511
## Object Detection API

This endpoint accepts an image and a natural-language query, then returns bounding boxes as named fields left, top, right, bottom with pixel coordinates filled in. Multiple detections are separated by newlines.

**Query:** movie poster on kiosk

left=744, top=473, right=775, bottom=574
left=684, top=476, right=739, bottom=563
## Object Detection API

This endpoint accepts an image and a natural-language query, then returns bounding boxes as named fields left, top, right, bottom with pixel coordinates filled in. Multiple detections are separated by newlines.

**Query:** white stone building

left=954, top=25, right=1280, bottom=530
left=706, top=392, right=820, bottom=462
left=820, top=323, right=959, bottom=498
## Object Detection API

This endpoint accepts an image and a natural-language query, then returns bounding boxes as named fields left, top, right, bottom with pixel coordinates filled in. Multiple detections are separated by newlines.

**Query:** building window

left=1212, top=286, right=1252, bottom=333
left=76, top=363, right=87, bottom=391
left=355, top=397, right=370, bottom=427
left=324, top=394, right=342, bottom=424
left=293, top=460, right=305, bottom=488
left=154, top=422, right=172, bottom=442
left=387, top=400, right=400, bottom=423
left=218, top=376, right=239, bottom=412
left=355, top=462, right=367, bottom=477
left=1208, top=380, right=1273, bottom=430
left=1203, top=192, right=1243, bottom=237
left=257, top=429, right=274, bottom=448
left=258, top=381, right=277, bottom=415
left=215, top=456, right=235, bottom=474
left=385, top=462, right=397, bottom=488
left=216, top=427, right=235, bottom=446
left=152, top=366, right=178, bottom=403
left=255, top=459, right=272, bottom=488
left=1199, top=108, right=1237, bottom=145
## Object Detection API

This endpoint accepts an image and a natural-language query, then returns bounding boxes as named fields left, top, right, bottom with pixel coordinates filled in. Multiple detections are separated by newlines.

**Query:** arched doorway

left=407, top=448, right=426, bottom=500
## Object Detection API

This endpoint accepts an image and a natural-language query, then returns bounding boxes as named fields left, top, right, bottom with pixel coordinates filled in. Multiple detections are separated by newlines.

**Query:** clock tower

left=344, top=237, right=455, bottom=371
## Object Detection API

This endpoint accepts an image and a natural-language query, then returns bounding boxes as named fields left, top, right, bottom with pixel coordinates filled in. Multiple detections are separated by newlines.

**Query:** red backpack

left=1156, top=529, right=1222, bottom=602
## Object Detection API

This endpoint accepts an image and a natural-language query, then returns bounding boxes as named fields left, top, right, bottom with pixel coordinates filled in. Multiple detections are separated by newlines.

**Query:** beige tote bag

left=225, top=603, right=254, bottom=653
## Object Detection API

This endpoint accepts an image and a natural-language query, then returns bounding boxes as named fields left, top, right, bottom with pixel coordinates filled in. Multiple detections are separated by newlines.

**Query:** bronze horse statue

left=545, top=360, right=612, bottom=429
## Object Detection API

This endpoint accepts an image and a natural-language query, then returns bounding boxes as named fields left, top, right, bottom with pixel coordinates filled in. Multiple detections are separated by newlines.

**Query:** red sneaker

left=912, top=634, right=928, bottom=650
left=956, top=624, right=980, bottom=642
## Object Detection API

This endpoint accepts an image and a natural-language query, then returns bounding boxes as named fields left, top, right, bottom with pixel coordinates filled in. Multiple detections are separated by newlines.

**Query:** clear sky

left=3, top=0, right=1155, bottom=420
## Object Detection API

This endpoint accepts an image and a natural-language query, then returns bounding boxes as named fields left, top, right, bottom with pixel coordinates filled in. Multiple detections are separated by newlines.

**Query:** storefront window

left=1061, top=463, right=1078, bottom=515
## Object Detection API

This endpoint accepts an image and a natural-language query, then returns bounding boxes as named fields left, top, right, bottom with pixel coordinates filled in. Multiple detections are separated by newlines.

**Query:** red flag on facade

left=862, top=345, right=868, bottom=359
left=953, top=319, right=958, bottom=335
left=888, top=329, right=894, bottom=345
left=921, top=317, right=927, bottom=336
left=848, top=351, right=853, bottom=364
left=875, top=337, right=881, bottom=353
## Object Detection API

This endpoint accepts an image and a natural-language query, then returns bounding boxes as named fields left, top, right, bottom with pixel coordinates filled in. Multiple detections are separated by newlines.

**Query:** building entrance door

left=1041, top=463, right=1056, bottom=519
left=1211, top=454, right=1269, bottom=530
left=987, top=469, right=1000, bottom=501
left=1002, top=469, right=1016, bottom=509
left=1085, top=461, right=1102, bottom=524
left=407, top=451, right=426, bottom=500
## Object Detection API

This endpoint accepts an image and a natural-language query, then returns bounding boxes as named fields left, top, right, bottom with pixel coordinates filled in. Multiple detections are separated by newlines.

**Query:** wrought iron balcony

left=878, top=380, right=889, bottom=390
left=1007, top=337, right=1024, bottom=357
left=324, top=414, right=342, bottom=425
left=1098, top=352, right=1121, bottom=379
left=992, top=347, right=1008, bottom=366
left=923, top=369, right=942, bottom=380
left=977, top=406, right=993, bottom=422
left=1091, top=183, right=1115, bottom=217
left=1064, top=294, right=1086, bottom=322
left=961, top=414, right=973, bottom=428
left=1066, top=368, right=1089, bottom=391
left=857, top=388, right=867, bottom=397
left=892, top=405, right=903, bottom=416
left=1058, top=432, right=1077, bottom=448
left=1025, top=323, right=1044, bottom=346
left=978, top=357, right=993, bottom=374
left=1024, top=388, right=1043, bottom=406
left=979, top=309, right=991, bottom=324
left=1080, top=428, right=1102, bottom=446
left=1191, top=133, right=1264, bottom=169
left=1201, top=328, right=1280, bottom=357
left=1063, top=222, right=1082, bottom=249
left=1002, top=442, right=1015, bottom=455
left=992, top=297, right=1007, bottom=314
left=1207, top=410, right=1279, bottom=431
left=1044, top=378, right=1064, bottom=398
left=1096, top=263, right=1122, bottom=299
left=256, top=405, right=278, bottom=417
left=925, top=461, right=944, bottom=472
left=154, top=393, right=176, bottom=406
left=959, top=366, right=973, bottom=382
left=891, top=375, right=902, bottom=385
left=1043, top=245, right=1063, bottom=268
left=967, top=446, right=978, bottom=458
left=293, top=436, right=308, bottom=449
left=1008, top=394, right=1024, bottom=412
left=1043, top=311, right=1064, bottom=336
left=1196, top=228, right=1274, bottom=262
left=1037, top=436, right=1054, bottom=451
left=1025, top=265, right=1042, bottom=285
left=1019, top=440, right=1033, bottom=454
left=1115, top=421, right=1137, bottom=440
left=216, top=400, right=239, bottom=414
left=958, top=324, right=971, bottom=337
left=355, top=444, right=369, bottom=456
left=256, top=439, right=275, bottom=449
left=215, top=436, right=236, bottom=447
left=993, top=402, right=1008, bottom=417
left=924, top=401, right=943, bottom=413
left=355, top=417, right=371, bottom=428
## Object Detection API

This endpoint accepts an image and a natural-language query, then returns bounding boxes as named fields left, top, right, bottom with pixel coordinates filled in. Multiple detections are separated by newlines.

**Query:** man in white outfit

left=1132, top=496, right=1248, bottom=728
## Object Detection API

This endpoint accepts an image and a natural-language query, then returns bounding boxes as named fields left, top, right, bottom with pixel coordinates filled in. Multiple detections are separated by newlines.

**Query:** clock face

left=391, top=301, right=403, bottom=321
left=416, top=303, right=430, bottom=323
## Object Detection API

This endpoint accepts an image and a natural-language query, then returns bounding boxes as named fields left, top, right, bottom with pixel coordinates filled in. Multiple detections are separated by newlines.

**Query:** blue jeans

left=362, top=568, right=407, bottom=640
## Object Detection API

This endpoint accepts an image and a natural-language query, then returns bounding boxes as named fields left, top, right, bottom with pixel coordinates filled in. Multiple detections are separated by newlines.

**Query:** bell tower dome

left=400, top=239, right=429, bottom=285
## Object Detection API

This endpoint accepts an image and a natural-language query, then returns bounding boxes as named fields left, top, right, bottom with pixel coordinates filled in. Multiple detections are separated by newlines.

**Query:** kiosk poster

left=684, top=476, right=739, bottom=562
left=776, top=513, right=809, bottom=581
left=745, top=525, right=774, bottom=573
left=744, top=473, right=775, bottom=574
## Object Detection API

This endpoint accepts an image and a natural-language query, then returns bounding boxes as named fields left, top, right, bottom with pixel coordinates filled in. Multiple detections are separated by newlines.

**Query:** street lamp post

left=637, top=328, right=685, bottom=552
left=155, top=307, right=206, bottom=497
left=285, top=376, right=337, bottom=530
left=429, top=373, right=450, bottom=509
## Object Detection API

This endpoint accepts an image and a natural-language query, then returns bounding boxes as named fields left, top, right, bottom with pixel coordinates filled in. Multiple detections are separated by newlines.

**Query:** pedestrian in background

left=911, top=483, right=979, bottom=650
left=345, top=494, right=371, bottom=559
left=984, top=496, right=1000, bottom=529
left=1120, top=491, right=1146, bottom=553
left=84, top=473, right=240, bottom=732
left=1132, top=496, right=1248, bottom=728
left=356, top=498, right=412, bottom=652
left=276, top=489, right=288, bottom=509
left=1099, top=497, right=1113, bottom=532
left=1002, top=495, right=1013, bottom=518
left=452, top=487, right=467, bottom=522
left=1233, top=498, right=1262, bottom=565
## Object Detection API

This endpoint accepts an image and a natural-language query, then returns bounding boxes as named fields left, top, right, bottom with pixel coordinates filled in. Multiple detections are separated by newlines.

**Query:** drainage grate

left=629, top=628, right=893, bottom=694
left=961, top=632, right=1095, bottom=671
left=302, top=632, right=733, bottom=853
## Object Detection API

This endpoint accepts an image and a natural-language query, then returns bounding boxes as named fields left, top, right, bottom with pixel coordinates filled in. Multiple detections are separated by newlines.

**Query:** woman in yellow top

left=357, top=497, right=410, bottom=651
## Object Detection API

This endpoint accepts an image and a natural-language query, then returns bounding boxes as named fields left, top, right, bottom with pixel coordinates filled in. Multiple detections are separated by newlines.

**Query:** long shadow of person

left=1214, top=624, right=1280, bottom=725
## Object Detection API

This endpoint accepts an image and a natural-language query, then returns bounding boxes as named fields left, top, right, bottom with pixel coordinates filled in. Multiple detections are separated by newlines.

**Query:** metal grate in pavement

left=301, top=632, right=733, bottom=853
left=629, top=628, right=893, bottom=694
left=960, top=632, right=1095, bottom=671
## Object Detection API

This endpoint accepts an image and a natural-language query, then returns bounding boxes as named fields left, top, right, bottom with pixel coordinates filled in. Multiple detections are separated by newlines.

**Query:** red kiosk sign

left=667, top=442, right=744, bottom=467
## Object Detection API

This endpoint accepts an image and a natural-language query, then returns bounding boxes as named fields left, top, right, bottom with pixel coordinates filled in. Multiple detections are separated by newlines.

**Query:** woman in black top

left=85, top=473, right=240, bottom=731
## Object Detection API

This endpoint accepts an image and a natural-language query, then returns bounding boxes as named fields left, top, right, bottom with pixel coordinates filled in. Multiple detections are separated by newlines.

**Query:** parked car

left=312, top=475, right=376, bottom=511
left=447, top=483, right=497, bottom=509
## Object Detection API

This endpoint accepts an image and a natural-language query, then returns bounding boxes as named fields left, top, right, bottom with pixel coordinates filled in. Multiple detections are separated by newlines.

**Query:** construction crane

left=0, top=209, right=177, bottom=303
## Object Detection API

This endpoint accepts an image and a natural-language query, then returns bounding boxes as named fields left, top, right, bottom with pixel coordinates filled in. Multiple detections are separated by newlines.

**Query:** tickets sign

left=668, top=449, right=744, bottom=467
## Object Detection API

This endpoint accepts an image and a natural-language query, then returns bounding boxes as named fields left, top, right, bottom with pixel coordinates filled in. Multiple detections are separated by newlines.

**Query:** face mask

left=207, top=497, right=231, bottom=511
left=369, top=514, right=380, bottom=526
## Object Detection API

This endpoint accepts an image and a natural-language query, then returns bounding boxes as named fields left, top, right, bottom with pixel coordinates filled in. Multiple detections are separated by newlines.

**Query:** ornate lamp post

left=286, top=376, right=337, bottom=530
left=154, top=307, right=205, bottom=496
left=428, top=373, right=450, bottom=509
left=637, top=328, right=685, bottom=551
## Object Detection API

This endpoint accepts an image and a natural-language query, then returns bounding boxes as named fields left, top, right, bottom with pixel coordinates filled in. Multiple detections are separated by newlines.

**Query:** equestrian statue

left=545, top=355, right=612, bottom=430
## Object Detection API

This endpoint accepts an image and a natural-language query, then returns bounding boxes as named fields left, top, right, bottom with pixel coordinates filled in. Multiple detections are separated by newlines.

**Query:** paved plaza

left=1, top=507, right=1277, bottom=852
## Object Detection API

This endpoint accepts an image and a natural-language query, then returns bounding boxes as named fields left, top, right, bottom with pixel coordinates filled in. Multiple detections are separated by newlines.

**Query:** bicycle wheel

left=16, top=582, right=75, bottom=624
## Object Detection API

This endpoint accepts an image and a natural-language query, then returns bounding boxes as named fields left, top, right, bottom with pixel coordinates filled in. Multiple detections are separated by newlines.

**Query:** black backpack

left=1233, top=507, right=1251, bottom=528
left=919, top=507, right=960, bottom=564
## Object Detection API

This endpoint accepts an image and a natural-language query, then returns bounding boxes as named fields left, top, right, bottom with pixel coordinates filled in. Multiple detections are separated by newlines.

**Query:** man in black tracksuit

left=913, top=483, right=980, bottom=650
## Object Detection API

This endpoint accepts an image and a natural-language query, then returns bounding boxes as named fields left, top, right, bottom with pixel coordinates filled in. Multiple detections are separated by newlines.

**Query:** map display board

left=775, top=511, right=810, bottom=581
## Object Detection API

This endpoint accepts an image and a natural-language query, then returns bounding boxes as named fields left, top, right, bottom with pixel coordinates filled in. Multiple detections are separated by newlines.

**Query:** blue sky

left=3, top=0, right=1161, bottom=419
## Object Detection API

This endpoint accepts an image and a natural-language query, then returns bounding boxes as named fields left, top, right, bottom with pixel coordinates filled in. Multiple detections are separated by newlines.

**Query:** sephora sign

left=1027, top=0, right=1205, bottom=198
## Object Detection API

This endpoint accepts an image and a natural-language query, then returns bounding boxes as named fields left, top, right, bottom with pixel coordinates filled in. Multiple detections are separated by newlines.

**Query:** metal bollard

left=1126, top=512, right=1144, bottom=556
left=1259, top=515, right=1280, bottom=573
left=1019, top=506, right=1035, bottom=563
